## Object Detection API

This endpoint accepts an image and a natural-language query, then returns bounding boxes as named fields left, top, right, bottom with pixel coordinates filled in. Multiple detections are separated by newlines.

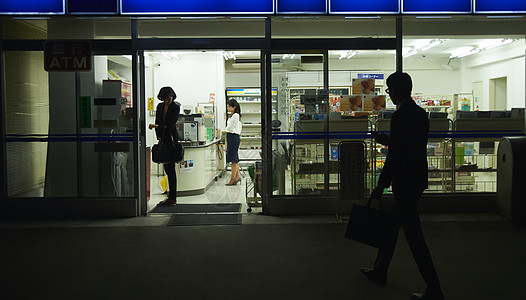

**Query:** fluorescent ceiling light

left=157, top=52, right=180, bottom=60
left=403, top=39, right=448, bottom=58
left=223, top=51, right=236, bottom=60
left=415, top=16, right=452, bottom=19
left=180, top=17, right=218, bottom=20
left=450, top=39, right=515, bottom=59
left=345, top=16, right=381, bottom=19
left=338, top=50, right=358, bottom=60
left=486, top=16, right=523, bottom=19
left=450, top=47, right=480, bottom=58
left=282, top=16, right=319, bottom=19
left=477, top=39, right=514, bottom=50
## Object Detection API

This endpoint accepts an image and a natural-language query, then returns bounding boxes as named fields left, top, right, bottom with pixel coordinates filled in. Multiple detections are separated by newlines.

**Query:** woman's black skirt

left=226, top=133, right=240, bottom=163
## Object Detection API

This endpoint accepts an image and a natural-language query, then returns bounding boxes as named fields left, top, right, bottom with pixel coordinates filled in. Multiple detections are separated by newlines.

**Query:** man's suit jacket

left=378, top=99, right=429, bottom=192
left=155, top=101, right=180, bottom=145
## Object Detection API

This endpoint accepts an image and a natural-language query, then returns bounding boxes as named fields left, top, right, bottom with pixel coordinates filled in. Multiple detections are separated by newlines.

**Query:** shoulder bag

left=152, top=143, right=184, bottom=164
left=345, top=196, right=400, bottom=248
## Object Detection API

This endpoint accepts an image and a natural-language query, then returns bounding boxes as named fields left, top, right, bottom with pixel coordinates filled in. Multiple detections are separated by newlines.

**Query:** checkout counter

left=176, top=139, right=221, bottom=196
left=175, top=113, right=220, bottom=196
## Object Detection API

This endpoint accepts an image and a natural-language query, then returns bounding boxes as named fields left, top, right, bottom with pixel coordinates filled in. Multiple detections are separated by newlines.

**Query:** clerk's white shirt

left=225, top=113, right=242, bottom=135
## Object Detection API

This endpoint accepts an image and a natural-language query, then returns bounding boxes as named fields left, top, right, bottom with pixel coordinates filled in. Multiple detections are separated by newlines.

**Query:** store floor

left=148, top=170, right=264, bottom=215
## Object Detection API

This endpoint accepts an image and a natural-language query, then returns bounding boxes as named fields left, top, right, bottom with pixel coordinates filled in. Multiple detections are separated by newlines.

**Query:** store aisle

left=148, top=172, right=257, bottom=214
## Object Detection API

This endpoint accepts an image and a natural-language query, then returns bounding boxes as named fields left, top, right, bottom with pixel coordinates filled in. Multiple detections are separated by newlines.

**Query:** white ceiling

left=231, top=38, right=523, bottom=60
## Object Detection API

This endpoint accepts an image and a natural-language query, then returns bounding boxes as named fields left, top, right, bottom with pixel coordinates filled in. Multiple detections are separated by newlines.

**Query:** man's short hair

left=386, top=72, right=413, bottom=95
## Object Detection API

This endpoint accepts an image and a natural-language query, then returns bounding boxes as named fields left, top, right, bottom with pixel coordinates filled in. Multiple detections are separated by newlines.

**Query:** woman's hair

left=227, top=98, right=241, bottom=117
left=157, top=86, right=177, bottom=101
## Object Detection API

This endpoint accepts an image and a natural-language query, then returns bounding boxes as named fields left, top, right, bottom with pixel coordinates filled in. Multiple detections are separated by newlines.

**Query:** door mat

left=150, top=203, right=242, bottom=214
left=167, top=214, right=242, bottom=226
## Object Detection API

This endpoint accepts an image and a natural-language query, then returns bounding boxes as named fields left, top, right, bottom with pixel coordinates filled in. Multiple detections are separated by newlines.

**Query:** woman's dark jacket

left=155, top=101, right=180, bottom=145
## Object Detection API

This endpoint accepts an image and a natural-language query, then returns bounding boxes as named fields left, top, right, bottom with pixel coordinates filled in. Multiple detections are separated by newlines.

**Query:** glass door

left=268, top=51, right=331, bottom=214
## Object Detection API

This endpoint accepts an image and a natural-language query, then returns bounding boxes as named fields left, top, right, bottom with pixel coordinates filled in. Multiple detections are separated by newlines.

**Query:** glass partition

left=2, top=17, right=131, bottom=39
left=4, top=52, right=135, bottom=198
left=138, top=17, right=266, bottom=38
left=270, top=51, right=326, bottom=197
left=403, top=15, right=526, bottom=194
left=271, top=16, right=396, bottom=39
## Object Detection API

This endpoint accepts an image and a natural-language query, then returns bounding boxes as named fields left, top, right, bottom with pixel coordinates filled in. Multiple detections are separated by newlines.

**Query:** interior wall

left=460, top=41, right=525, bottom=110
left=145, top=52, right=226, bottom=149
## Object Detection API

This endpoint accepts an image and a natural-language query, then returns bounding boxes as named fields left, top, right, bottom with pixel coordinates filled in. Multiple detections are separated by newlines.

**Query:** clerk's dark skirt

left=226, top=132, right=240, bottom=163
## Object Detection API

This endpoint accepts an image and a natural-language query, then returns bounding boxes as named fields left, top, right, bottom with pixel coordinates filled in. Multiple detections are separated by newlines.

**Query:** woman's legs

left=164, top=162, right=177, bottom=202
left=228, top=162, right=241, bottom=184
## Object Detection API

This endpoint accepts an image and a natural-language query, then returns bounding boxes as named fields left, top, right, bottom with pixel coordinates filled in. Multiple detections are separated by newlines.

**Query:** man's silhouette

left=361, top=72, right=444, bottom=300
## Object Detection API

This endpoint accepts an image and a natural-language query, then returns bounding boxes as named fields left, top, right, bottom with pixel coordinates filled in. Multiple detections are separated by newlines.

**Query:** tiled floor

left=148, top=172, right=259, bottom=214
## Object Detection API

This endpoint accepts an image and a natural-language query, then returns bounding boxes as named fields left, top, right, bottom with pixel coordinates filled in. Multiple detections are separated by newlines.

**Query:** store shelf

left=237, top=101, right=278, bottom=104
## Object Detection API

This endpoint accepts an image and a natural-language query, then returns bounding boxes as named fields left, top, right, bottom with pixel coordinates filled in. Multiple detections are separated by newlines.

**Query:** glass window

left=4, top=52, right=135, bottom=198
left=403, top=16, right=526, bottom=193
left=137, top=17, right=266, bottom=38
left=272, top=16, right=396, bottom=39
left=3, top=18, right=48, bottom=39
left=3, top=17, right=131, bottom=40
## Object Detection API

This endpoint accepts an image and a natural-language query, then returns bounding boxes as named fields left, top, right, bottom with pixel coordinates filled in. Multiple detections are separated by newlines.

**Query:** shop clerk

left=225, top=99, right=242, bottom=186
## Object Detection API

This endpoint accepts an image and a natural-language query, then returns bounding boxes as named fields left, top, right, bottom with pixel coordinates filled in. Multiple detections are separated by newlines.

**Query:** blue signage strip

left=358, top=73, right=384, bottom=79
left=330, top=0, right=399, bottom=14
left=475, top=0, right=526, bottom=13
left=277, top=0, right=327, bottom=14
left=121, top=0, right=274, bottom=14
left=402, top=0, right=472, bottom=13
left=0, top=0, right=64, bottom=14
left=68, top=0, right=118, bottom=14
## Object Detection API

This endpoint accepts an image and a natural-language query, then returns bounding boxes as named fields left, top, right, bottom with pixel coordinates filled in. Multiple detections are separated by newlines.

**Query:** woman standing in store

left=225, top=99, right=242, bottom=185
left=149, top=86, right=180, bottom=206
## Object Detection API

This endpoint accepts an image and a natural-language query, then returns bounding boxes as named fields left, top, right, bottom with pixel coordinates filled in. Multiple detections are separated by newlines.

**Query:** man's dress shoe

left=411, top=291, right=444, bottom=300
left=360, top=267, right=387, bottom=286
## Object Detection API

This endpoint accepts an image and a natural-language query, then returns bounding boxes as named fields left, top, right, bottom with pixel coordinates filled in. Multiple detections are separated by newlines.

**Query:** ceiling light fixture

left=338, top=50, right=358, bottom=60
left=477, top=38, right=514, bottom=50
left=403, top=39, right=448, bottom=58
left=223, top=51, right=236, bottom=60
left=449, top=47, right=480, bottom=59
left=449, top=39, right=515, bottom=59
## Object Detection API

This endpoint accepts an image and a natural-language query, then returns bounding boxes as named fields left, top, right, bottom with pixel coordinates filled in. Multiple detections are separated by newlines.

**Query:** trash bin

left=497, top=136, right=526, bottom=221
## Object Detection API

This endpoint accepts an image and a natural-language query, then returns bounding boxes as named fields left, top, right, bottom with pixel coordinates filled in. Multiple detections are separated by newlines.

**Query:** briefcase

left=345, top=197, right=399, bottom=248
left=152, top=143, right=184, bottom=164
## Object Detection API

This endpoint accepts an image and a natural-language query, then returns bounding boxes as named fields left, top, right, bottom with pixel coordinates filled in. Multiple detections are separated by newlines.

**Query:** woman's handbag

left=345, top=196, right=399, bottom=248
left=152, top=143, right=184, bottom=164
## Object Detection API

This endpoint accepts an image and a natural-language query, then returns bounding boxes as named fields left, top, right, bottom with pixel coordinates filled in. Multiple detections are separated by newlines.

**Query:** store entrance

left=143, top=50, right=264, bottom=215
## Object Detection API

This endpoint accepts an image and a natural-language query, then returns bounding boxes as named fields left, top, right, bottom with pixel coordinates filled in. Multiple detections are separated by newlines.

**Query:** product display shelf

left=451, top=118, right=523, bottom=193
left=291, top=119, right=371, bottom=196
left=226, top=87, right=278, bottom=148
left=426, top=140, right=454, bottom=193
left=226, top=88, right=278, bottom=168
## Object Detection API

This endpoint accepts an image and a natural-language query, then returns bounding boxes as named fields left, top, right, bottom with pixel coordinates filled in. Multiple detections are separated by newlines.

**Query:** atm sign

left=44, top=42, right=92, bottom=72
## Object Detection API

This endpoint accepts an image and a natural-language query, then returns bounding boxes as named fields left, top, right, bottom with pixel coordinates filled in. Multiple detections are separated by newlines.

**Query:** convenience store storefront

left=1, top=1, right=525, bottom=218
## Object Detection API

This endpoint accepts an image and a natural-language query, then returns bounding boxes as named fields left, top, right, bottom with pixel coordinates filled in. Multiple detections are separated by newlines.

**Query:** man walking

left=361, top=72, right=444, bottom=300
